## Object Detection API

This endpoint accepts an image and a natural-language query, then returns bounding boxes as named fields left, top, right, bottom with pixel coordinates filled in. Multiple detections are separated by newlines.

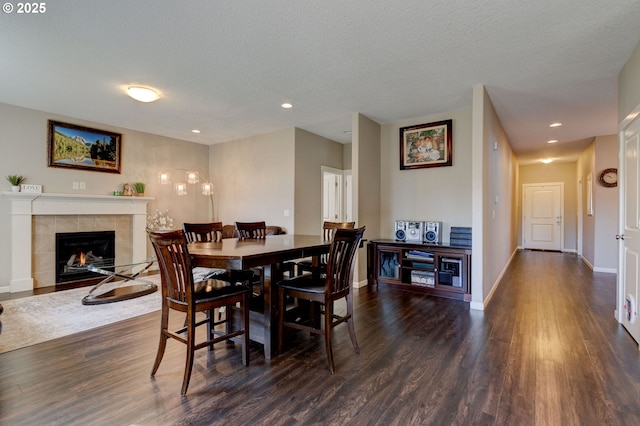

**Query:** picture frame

left=399, top=119, right=452, bottom=170
left=47, top=120, right=122, bottom=174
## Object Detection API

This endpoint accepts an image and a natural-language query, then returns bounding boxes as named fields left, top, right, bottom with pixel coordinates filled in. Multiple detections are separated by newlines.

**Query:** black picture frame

left=47, top=120, right=122, bottom=174
left=399, top=119, right=452, bottom=170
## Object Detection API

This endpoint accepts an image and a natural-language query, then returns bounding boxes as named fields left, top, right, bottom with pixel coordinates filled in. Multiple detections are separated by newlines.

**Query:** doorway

left=618, top=112, right=640, bottom=346
left=522, top=183, right=564, bottom=251
left=321, top=166, right=352, bottom=225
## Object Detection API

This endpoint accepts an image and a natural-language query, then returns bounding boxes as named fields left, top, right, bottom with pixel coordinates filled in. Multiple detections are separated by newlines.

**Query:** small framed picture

left=399, top=119, right=452, bottom=170
left=47, top=120, right=122, bottom=174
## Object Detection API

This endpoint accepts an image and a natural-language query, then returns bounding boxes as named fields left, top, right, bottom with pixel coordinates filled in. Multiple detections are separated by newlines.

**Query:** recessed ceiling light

left=547, top=139, right=558, bottom=144
left=541, top=158, right=553, bottom=164
left=127, top=86, right=161, bottom=103
left=191, top=129, right=201, bottom=134
left=549, top=122, right=562, bottom=128
left=281, top=102, right=293, bottom=109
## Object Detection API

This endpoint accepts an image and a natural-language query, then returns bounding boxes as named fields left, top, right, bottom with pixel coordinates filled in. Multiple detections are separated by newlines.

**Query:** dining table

left=188, top=234, right=331, bottom=360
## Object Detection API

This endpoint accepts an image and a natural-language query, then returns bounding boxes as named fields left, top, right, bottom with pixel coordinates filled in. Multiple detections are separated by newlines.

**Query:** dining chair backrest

left=322, top=221, right=356, bottom=240
left=324, top=226, right=365, bottom=295
left=183, top=222, right=224, bottom=243
left=235, top=221, right=267, bottom=239
left=148, top=229, right=194, bottom=305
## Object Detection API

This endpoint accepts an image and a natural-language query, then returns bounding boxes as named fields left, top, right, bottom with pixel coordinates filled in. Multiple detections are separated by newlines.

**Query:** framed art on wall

left=399, top=119, right=452, bottom=170
left=47, top=120, right=122, bottom=174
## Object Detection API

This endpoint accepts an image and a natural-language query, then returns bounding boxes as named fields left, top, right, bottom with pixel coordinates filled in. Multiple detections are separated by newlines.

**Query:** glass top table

left=81, top=258, right=157, bottom=305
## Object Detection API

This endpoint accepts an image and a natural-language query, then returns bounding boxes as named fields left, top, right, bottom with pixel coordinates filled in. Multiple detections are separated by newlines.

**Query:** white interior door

left=322, top=167, right=343, bottom=223
left=522, top=183, right=563, bottom=250
left=619, top=114, right=640, bottom=345
left=344, top=170, right=352, bottom=222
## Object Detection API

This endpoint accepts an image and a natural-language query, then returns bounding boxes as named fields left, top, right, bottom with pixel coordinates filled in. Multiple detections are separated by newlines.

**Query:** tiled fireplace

left=2, top=192, right=152, bottom=293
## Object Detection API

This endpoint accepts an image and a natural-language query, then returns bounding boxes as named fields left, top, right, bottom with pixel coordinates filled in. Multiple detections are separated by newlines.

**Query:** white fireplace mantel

left=2, top=192, right=154, bottom=293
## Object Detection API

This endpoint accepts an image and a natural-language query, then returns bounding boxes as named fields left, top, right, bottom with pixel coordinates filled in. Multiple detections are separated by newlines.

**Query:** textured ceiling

left=1, top=1, right=639, bottom=165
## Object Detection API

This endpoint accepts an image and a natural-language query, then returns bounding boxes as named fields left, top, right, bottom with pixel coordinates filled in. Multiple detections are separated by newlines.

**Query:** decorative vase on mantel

left=11, top=185, right=20, bottom=192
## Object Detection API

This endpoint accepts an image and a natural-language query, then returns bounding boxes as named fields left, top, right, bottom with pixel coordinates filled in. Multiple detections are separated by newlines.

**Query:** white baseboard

left=353, top=279, right=368, bottom=289
left=594, top=266, right=617, bottom=274
left=581, top=256, right=595, bottom=270
left=470, top=247, right=519, bottom=311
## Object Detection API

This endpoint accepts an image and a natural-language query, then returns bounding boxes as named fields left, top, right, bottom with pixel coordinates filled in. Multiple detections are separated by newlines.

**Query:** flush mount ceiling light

left=191, top=129, right=201, bottom=134
left=127, top=86, right=161, bottom=103
left=547, top=139, right=558, bottom=144
left=541, top=158, right=553, bottom=164
left=281, top=102, right=293, bottom=109
left=549, top=122, right=562, bottom=128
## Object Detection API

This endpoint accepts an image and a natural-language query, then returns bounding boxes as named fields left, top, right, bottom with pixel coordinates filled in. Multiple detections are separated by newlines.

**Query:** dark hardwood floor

left=2, top=250, right=640, bottom=425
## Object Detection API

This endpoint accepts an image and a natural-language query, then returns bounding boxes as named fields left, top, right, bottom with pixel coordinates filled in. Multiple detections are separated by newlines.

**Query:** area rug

left=0, top=275, right=162, bottom=354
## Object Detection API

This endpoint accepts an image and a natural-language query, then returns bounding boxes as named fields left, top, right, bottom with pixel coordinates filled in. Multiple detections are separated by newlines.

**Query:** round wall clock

left=598, top=168, right=618, bottom=187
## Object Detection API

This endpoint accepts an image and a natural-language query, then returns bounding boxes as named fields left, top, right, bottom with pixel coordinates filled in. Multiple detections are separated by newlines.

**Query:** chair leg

left=324, top=301, right=335, bottom=374
left=277, top=287, right=285, bottom=354
left=181, top=312, right=197, bottom=396
left=207, top=308, right=215, bottom=351
left=242, top=292, right=250, bottom=366
left=151, top=304, right=170, bottom=376
left=346, top=293, right=360, bottom=353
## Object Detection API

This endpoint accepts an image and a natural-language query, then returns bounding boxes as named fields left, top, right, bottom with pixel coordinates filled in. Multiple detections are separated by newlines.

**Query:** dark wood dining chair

left=148, top=229, right=250, bottom=396
left=235, top=221, right=268, bottom=238
left=183, top=222, right=255, bottom=286
left=235, top=221, right=295, bottom=297
left=277, top=226, right=365, bottom=373
left=296, top=221, right=356, bottom=276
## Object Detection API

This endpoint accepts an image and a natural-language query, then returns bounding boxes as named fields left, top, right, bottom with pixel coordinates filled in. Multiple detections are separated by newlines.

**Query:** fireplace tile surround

left=2, top=192, right=153, bottom=293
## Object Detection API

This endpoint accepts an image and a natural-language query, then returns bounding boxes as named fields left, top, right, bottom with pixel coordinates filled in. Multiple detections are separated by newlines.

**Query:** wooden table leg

left=261, top=262, right=283, bottom=361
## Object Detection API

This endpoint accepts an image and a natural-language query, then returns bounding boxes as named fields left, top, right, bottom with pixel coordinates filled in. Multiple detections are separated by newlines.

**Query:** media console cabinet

left=367, top=240, right=471, bottom=302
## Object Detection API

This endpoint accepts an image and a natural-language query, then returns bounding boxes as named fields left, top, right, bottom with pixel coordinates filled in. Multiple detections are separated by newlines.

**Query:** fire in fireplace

left=55, top=231, right=116, bottom=284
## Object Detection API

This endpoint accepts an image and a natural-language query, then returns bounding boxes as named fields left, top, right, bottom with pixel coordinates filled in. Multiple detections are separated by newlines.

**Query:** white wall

left=0, top=103, right=212, bottom=287
left=208, top=128, right=296, bottom=231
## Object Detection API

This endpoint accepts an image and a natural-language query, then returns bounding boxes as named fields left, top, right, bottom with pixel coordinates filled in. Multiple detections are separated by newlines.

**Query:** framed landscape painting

left=47, top=120, right=122, bottom=174
left=399, top=119, right=452, bottom=170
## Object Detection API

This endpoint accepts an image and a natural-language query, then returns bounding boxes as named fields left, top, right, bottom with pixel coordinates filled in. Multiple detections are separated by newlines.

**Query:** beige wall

left=619, top=40, right=640, bottom=124
left=577, top=141, right=596, bottom=265
left=573, top=135, right=618, bottom=271
left=593, top=135, right=619, bottom=271
left=379, top=108, right=473, bottom=240
left=519, top=162, right=578, bottom=252
left=352, top=113, right=381, bottom=284
left=294, top=128, right=344, bottom=235
left=0, top=102, right=212, bottom=286
left=208, top=128, right=296, bottom=231
left=472, top=86, right=519, bottom=307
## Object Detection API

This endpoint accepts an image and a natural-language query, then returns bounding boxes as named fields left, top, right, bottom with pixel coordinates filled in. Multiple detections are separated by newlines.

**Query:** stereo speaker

left=424, top=221, right=442, bottom=243
left=394, top=220, right=407, bottom=241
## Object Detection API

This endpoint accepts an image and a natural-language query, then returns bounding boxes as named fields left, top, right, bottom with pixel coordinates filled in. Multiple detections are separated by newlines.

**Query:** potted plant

left=133, top=182, right=145, bottom=196
left=5, top=175, right=25, bottom=192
